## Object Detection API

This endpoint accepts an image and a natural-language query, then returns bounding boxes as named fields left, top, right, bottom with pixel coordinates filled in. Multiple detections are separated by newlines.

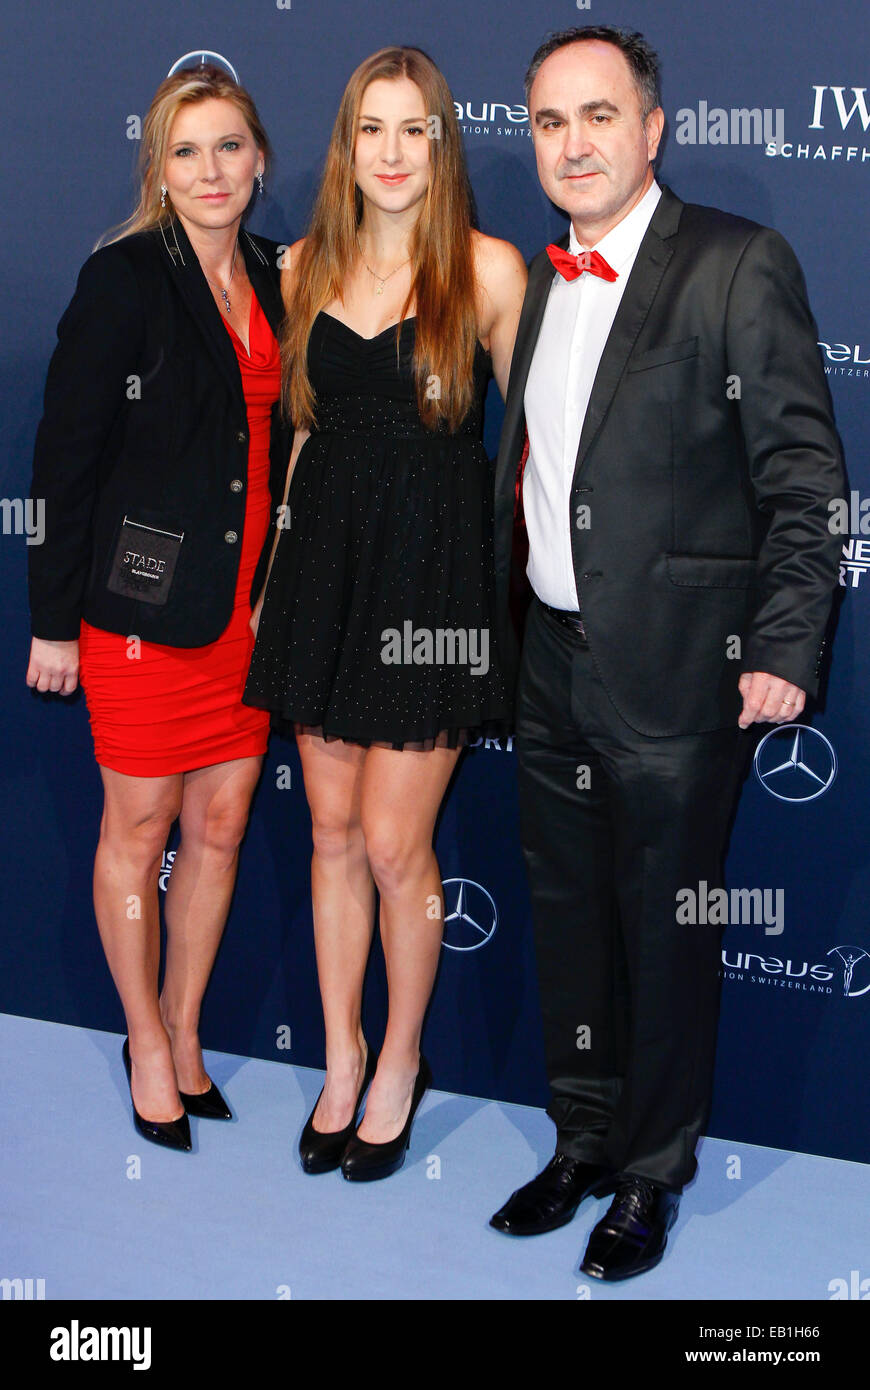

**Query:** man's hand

left=26, top=637, right=79, bottom=695
left=738, top=671, right=805, bottom=729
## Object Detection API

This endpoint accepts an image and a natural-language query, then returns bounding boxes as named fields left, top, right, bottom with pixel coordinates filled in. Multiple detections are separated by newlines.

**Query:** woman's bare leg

left=159, top=755, right=264, bottom=1093
left=356, top=743, right=461, bottom=1143
left=94, top=767, right=184, bottom=1121
left=296, top=731, right=375, bottom=1131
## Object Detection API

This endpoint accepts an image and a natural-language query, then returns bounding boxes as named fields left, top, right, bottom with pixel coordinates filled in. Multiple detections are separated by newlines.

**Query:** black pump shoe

left=298, top=1043, right=377, bottom=1174
left=179, top=1078, right=232, bottom=1120
left=340, top=1055, right=432, bottom=1182
left=122, top=1038, right=192, bottom=1152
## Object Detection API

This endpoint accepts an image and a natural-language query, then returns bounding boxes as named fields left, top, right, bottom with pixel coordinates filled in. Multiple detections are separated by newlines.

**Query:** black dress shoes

left=490, top=1153, right=612, bottom=1236
left=122, top=1038, right=192, bottom=1152
left=298, top=1043, right=377, bottom=1174
left=178, top=1078, right=232, bottom=1120
left=580, top=1174, right=680, bottom=1280
left=340, top=1055, right=432, bottom=1182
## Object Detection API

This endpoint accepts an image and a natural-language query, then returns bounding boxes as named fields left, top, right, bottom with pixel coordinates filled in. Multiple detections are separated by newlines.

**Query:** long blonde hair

left=283, top=46, right=479, bottom=433
left=100, top=63, right=272, bottom=247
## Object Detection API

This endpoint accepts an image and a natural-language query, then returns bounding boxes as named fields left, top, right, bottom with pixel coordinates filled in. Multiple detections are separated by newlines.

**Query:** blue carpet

left=1, top=1013, right=866, bottom=1300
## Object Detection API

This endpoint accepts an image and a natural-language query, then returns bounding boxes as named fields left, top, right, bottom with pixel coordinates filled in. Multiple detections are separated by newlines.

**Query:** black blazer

left=28, top=216, right=291, bottom=645
left=493, top=184, right=846, bottom=737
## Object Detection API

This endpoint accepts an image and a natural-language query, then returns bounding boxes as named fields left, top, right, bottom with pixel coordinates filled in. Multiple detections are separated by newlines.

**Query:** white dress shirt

left=522, top=179, right=662, bottom=610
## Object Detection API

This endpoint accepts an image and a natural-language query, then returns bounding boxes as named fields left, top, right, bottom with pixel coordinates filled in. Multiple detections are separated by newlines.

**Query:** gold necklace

left=356, top=234, right=411, bottom=296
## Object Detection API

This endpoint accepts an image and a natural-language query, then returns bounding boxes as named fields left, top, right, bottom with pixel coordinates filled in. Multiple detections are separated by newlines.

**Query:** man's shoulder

left=668, top=192, right=794, bottom=267
left=676, top=196, right=763, bottom=244
left=523, top=187, right=793, bottom=277
left=525, top=190, right=766, bottom=265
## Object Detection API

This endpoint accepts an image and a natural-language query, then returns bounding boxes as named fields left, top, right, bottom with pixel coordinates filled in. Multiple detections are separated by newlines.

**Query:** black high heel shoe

left=340, top=1054, right=432, bottom=1182
left=122, top=1038, right=192, bottom=1152
left=298, top=1043, right=377, bottom=1174
left=178, top=1078, right=232, bottom=1120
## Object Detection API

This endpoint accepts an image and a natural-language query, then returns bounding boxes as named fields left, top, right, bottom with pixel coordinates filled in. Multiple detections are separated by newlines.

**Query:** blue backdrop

left=2, top=0, right=868, bottom=1164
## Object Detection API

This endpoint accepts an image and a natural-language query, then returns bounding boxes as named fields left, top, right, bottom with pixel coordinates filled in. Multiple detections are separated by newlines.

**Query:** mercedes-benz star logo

left=441, top=878, right=498, bottom=952
left=753, top=725, right=837, bottom=803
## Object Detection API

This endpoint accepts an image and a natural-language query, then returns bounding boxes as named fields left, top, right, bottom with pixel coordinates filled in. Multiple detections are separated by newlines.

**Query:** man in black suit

left=488, top=26, right=844, bottom=1279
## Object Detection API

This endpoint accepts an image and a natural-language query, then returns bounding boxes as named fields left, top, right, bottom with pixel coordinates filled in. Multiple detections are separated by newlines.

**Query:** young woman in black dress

left=244, top=46, right=527, bottom=1179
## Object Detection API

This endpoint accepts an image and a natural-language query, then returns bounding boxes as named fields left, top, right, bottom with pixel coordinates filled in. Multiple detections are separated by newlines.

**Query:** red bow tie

left=546, top=243, right=618, bottom=282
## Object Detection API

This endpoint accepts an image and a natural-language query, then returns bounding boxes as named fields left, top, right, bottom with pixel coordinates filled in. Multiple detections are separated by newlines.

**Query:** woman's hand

left=249, top=593, right=264, bottom=638
left=248, top=420, right=309, bottom=642
left=26, top=637, right=80, bottom=695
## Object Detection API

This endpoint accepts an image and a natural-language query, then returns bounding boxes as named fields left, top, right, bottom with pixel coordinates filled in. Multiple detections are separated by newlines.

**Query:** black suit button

left=230, top=478, right=244, bottom=493
left=582, top=571, right=603, bottom=580
left=224, top=530, right=238, bottom=544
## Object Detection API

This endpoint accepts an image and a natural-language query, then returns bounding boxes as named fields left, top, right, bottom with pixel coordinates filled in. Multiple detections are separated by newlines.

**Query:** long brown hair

left=283, top=46, right=479, bottom=433
left=99, top=63, right=272, bottom=247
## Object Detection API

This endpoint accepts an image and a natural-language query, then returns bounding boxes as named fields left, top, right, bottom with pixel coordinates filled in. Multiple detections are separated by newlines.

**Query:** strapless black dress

left=242, top=310, right=513, bottom=750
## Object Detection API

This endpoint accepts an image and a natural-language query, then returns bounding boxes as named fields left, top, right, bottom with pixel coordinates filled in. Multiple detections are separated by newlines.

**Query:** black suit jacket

left=493, top=184, right=845, bottom=737
left=28, top=217, right=291, bottom=645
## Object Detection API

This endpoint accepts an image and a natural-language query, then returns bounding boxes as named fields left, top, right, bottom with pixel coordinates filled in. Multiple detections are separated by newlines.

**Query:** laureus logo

left=826, top=946, right=870, bottom=998
left=451, top=100, right=530, bottom=139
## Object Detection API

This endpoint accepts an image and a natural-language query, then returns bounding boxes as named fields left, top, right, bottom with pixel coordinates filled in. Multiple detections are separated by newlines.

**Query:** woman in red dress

left=26, top=63, right=286, bottom=1150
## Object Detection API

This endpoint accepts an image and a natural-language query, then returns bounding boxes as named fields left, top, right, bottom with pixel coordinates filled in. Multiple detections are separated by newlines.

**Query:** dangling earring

left=160, top=183, right=168, bottom=209
left=256, top=170, right=264, bottom=196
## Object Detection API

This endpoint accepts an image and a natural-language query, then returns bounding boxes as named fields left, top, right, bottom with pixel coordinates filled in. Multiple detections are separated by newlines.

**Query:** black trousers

left=515, top=595, right=752, bottom=1191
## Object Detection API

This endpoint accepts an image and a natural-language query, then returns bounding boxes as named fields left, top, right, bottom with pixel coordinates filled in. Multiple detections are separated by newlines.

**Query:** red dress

left=78, top=292, right=280, bottom=776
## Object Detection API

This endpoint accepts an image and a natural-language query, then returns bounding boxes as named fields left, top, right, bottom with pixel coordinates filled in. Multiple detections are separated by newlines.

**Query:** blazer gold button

left=236, top=430, right=247, bottom=444
left=230, top=479, right=243, bottom=492
left=224, top=530, right=238, bottom=544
